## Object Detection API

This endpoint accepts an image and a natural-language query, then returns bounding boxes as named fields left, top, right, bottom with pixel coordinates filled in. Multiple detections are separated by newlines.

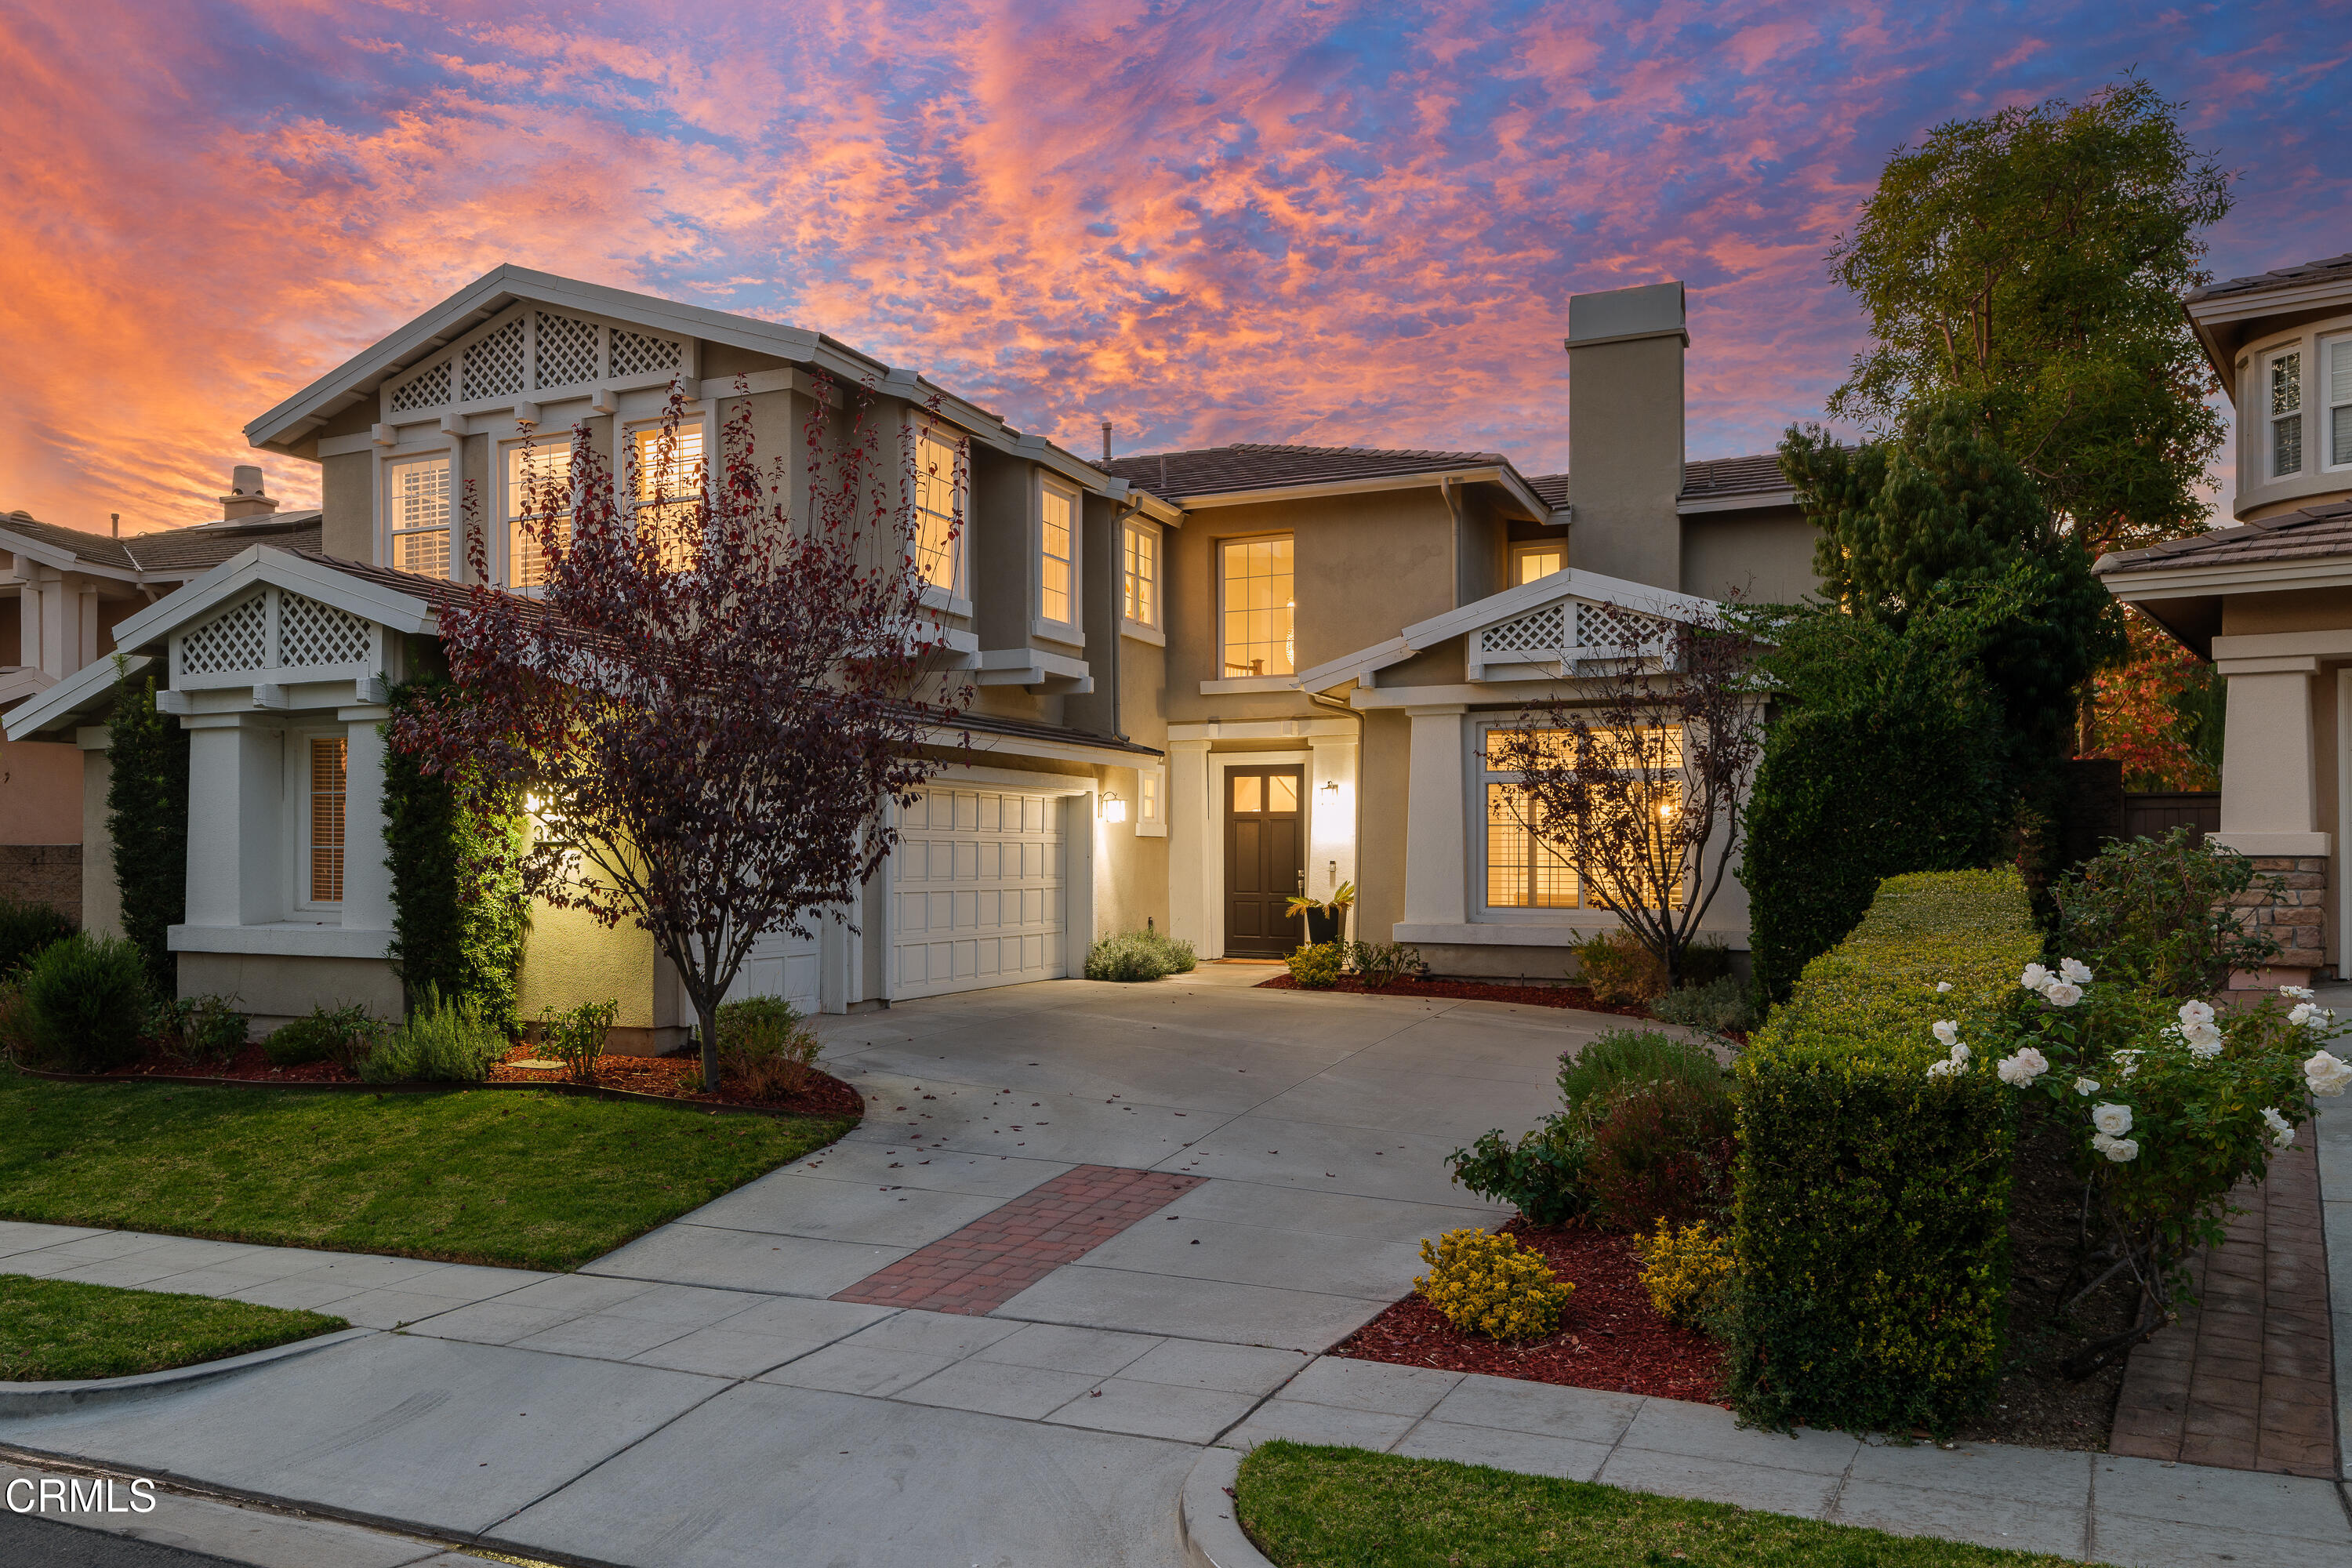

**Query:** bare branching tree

left=1485, top=601, right=1766, bottom=989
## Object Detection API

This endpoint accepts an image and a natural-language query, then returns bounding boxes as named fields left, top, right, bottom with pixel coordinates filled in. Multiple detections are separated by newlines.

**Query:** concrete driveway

left=4, top=969, right=1620, bottom=1568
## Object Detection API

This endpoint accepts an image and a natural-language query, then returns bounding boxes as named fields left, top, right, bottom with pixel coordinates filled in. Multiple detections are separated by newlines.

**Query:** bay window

left=386, top=453, right=452, bottom=579
left=2269, top=349, right=2303, bottom=478
left=2326, top=337, right=2352, bottom=470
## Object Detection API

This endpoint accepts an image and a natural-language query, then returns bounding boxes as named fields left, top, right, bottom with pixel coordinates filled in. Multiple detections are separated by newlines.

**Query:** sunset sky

left=3, top=0, right=2347, bottom=535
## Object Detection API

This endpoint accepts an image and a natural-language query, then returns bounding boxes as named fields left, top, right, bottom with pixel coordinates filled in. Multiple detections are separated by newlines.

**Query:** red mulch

left=1256, top=973, right=1655, bottom=1018
left=1333, top=1217, right=1726, bottom=1406
left=93, top=1040, right=863, bottom=1119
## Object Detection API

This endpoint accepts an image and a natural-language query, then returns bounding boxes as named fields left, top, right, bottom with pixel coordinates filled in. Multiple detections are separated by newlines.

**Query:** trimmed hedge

left=1726, top=868, right=2042, bottom=1435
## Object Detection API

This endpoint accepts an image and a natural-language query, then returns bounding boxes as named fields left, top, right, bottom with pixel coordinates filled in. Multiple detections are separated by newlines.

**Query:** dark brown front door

left=1225, top=766, right=1305, bottom=956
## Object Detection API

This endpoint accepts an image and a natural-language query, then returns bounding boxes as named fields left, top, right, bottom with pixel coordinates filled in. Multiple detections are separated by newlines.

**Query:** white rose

left=1925, top=1058, right=1960, bottom=1080
left=2279, top=985, right=2314, bottom=1000
left=2304, top=1051, right=2352, bottom=1098
left=1933, top=1019, right=1960, bottom=1047
left=1936, top=981, right=1953, bottom=993
left=2074, top=1076, right=2100, bottom=1096
left=2092, top=1102, right=2134, bottom=1137
left=1997, top=1047, right=2049, bottom=1087
left=2183, top=1020, right=2223, bottom=1059
left=1949, top=1042, right=1970, bottom=1066
left=2114, top=1051, right=2141, bottom=1080
left=2178, top=1000, right=2216, bottom=1029
left=2020, top=963, right=2053, bottom=993
left=2096, top=1134, right=2140, bottom=1163
left=2262, top=1107, right=2296, bottom=1149
left=2060, top=957, right=2093, bottom=985
left=2042, top=982, right=2083, bottom=1008
left=2289, top=1003, right=2316, bottom=1026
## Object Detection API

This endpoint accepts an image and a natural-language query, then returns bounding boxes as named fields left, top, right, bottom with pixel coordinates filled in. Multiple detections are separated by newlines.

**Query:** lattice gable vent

left=383, top=307, right=688, bottom=417
left=176, top=586, right=380, bottom=683
left=179, top=594, right=269, bottom=676
left=281, top=593, right=372, bottom=666
left=1479, top=601, right=1569, bottom=656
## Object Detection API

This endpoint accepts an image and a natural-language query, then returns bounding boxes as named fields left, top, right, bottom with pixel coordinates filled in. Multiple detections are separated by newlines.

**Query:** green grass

left=2, top=1275, right=346, bottom=1381
left=1234, top=1443, right=2082, bottom=1567
left=0, top=1069, right=855, bottom=1271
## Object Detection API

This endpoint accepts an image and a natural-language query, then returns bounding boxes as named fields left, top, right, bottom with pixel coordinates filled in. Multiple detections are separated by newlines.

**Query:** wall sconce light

left=1102, top=791, right=1127, bottom=824
left=1321, top=779, right=1339, bottom=793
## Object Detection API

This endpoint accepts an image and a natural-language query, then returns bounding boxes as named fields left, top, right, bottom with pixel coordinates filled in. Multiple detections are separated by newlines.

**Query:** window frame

left=1472, top=717, right=1688, bottom=920
left=1510, top=540, right=1566, bottom=586
left=497, top=434, right=577, bottom=591
left=911, top=422, right=971, bottom=614
left=1121, top=517, right=1163, bottom=638
left=2325, top=335, right=2352, bottom=474
left=1033, top=474, right=1084, bottom=643
left=618, top=408, right=714, bottom=571
left=2266, top=345, right=2306, bottom=481
left=380, top=448, right=454, bottom=580
left=1217, top=532, right=1296, bottom=681
left=292, top=729, right=348, bottom=916
left=1134, top=763, right=1167, bottom=838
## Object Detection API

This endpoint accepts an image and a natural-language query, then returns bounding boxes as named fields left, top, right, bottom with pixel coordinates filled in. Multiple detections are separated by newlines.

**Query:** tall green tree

left=1827, top=76, right=2230, bottom=557
left=103, top=661, right=189, bottom=992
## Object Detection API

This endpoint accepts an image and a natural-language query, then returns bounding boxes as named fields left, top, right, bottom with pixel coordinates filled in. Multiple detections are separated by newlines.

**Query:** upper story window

left=1038, top=479, right=1080, bottom=633
left=630, top=422, right=706, bottom=571
left=1220, top=535, right=1294, bottom=677
left=2269, top=349, right=2303, bottom=478
left=1512, top=543, right=1564, bottom=585
left=503, top=441, right=573, bottom=589
left=387, top=453, right=451, bottom=579
left=2326, top=337, right=2352, bottom=471
left=306, top=735, right=347, bottom=907
left=1123, top=521, right=1160, bottom=628
left=913, top=428, right=966, bottom=597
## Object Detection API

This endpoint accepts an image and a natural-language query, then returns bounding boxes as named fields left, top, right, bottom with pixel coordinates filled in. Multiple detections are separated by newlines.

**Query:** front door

left=1225, top=766, right=1305, bottom=956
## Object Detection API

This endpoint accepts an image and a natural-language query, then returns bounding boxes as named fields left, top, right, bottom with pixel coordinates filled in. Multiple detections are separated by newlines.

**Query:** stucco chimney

left=1563, top=281, right=1687, bottom=591
left=219, top=463, right=280, bottom=521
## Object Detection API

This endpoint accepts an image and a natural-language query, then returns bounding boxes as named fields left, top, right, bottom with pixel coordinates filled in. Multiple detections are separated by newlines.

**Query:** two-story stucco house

left=5, top=267, right=1817, bottom=1038
left=2097, top=253, right=2352, bottom=989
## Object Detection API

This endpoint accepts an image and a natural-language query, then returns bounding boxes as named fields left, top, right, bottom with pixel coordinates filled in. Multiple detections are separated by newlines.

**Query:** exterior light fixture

left=1103, top=791, right=1127, bottom=823
left=1321, top=779, right=1339, bottom=793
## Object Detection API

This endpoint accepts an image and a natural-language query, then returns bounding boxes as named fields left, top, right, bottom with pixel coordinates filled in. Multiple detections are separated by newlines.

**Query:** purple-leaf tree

left=1484, top=601, right=1766, bottom=991
left=394, top=375, right=970, bottom=1090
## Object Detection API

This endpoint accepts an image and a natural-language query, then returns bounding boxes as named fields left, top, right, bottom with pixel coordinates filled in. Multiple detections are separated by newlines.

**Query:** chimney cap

left=1566, top=281, right=1688, bottom=350
left=230, top=463, right=266, bottom=495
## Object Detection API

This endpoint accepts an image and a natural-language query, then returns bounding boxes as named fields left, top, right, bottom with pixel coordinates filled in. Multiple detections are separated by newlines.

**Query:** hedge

left=1726, top=868, right=2042, bottom=1435
left=104, top=665, right=190, bottom=993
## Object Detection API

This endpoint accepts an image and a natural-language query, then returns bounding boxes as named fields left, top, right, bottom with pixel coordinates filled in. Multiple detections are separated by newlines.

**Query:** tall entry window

left=1220, top=535, right=1294, bottom=677
left=1039, top=481, right=1079, bottom=630
left=307, top=736, right=348, bottom=906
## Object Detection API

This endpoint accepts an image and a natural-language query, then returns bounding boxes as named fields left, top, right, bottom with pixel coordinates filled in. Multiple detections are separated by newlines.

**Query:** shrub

left=1584, top=1076, right=1738, bottom=1230
left=21, top=933, right=150, bottom=1073
left=1415, top=1229, right=1572, bottom=1339
left=1556, top=1029, right=1726, bottom=1117
left=2054, top=828, right=2281, bottom=997
left=541, top=998, right=619, bottom=1083
left=105, top=665, right=190, bottom=993
left=1727, top=867, right=2042, bottom=1436
left=154, top=994, right=249, bottom=1067
left=1345, top=941, right=1425, bottom=988
left=715, top=996, right=822, bottom=1098
left=1085, top=930, right=1196, bottom=982
left=0, top=897, right=74, bottom=980
left=1446, top=1119, right=1590, bottom=1226
left=1286, top=942, right=1343, bottom=989
left=1572, top=927, right=1664, bottom=1002
left=1653, top=975, right=1757, bottom=1035
left=0, top=982, right=37, bottom=1067
left=264, top=1004, right=381, bottom=1070
left=1153, top=930, right=1198, bottom=974
left=1637, top=1219, right=1736, bottom=1329
left=359, top=987, right=506, bottom=1083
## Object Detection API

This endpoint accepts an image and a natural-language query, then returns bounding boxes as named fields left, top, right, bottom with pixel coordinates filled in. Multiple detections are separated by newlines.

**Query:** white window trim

left=1134, top=762, right=1167, bottom=838
left=495, top=434, right=578, bottom=593
left=1216, top=532, right=1297, bottom=683
left=379, top=447, right=456, bottom=579
left=1510, top=540, right=1566, bottom=586
left=1033, top=474, right=1083, bottom=644
left=2324, top=334, right=2352, bottom=475
left=1120, top=517, right=1163, bottom=637
left=2265, top=344, right=2306, bottom=481
left=290, top=728, right=346, bottom=919
left=911, top=419, right=973, bottom=617
left=1467, top=717, right=1692, bottom=923
left=619, top=408, right=716, bottom=561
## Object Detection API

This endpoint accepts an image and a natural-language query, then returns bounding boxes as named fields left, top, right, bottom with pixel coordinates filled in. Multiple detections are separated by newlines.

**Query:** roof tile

left=0, top=510, right=322, bottom=576
left=2183, top=253, right=2352, bottom=307
left=1099, top=442, right=1511, bottom=499
left=2095, top=501, right=2352, bottom=575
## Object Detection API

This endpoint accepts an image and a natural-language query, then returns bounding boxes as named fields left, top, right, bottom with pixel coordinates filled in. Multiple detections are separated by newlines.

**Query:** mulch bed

left=1333, top=1216, right=1726, bottom=1406
left=1257, top=973, right=1657, bottom=1019
left=90, top=1040, right=864, bottom=1120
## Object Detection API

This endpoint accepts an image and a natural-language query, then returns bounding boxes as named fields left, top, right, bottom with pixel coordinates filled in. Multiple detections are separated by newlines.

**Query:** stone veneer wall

left=2231, top=855, right=2328, bottom=975
left=0, top=844, right=81, bottom=924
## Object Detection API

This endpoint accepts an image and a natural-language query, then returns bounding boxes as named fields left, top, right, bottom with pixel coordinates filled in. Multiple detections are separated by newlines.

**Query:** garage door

left=891, top=786, right=1068, bottom=999
left=724, top=924, right=821, bottom=1014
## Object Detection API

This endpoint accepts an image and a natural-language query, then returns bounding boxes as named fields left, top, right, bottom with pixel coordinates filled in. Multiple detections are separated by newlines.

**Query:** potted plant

left=1287, top=881, right=1356, bottom=946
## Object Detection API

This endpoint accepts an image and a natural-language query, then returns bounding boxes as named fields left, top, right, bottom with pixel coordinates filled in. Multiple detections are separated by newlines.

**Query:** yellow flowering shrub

left=1414, top=1229, right=1571, bottom=1340
left=1635, top=1219, right=1735, bottom=1328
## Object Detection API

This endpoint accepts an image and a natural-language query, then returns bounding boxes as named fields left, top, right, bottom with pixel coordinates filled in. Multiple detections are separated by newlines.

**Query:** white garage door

left=892, top=786, right=1067, bottom=1000
left=724, top=924, right=821, bottom=1014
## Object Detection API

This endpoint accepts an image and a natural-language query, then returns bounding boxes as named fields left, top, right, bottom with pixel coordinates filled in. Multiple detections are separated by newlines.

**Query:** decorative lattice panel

left=1574, top=603, right=1670, bottom=661
left=461, top=317, right=528, bottom=401
left=180, top=595, right=269, bottom=675
left=1480, top=602, right=1568, bottom=657
left=535, top=311, right=599, bottom=389
left=280, top=593, right=372, bottom=667
left=388, top=359, right=451, bottom=414
left=610, top=328, right=682, bottom=379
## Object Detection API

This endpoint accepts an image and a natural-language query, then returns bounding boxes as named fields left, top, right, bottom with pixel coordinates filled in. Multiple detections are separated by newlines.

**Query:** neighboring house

left=0, top=477, right=320, bottom=925
left=2097, top=252, right=2352, bottom=988
left=5, top=265, right=1816, bottom=1035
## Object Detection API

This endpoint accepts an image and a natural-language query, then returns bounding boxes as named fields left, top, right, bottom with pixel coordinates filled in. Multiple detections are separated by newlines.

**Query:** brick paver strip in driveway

left=830, top=1164, right=1204, bottom=1314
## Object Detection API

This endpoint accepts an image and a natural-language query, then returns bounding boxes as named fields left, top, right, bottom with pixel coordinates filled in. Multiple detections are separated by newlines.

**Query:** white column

left=13, top=579, right=36, bottom=670
left=2215, top=659, right=2325, bottom=848
left=1167, top=738, right=1212, bottom=950
left=178, top=716, right=284, bottom=930
left=339, top=707, right=396, bottom=933
left=1064, top=791, right=1096, bottom=978
left=76, top=584, right=99, bottom=673
left=1307, top=730, right=1360, bottom=939
left=1401, top=705, right=1468, bottom=928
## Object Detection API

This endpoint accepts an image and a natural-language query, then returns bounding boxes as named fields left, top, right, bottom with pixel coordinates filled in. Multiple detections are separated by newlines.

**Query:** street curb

left=0, top=1327, right=376, bottom=1417
left=1179, top=1446, right=1276, bottom=1568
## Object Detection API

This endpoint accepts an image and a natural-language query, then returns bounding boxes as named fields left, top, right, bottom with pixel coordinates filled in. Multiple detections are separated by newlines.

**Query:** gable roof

left=2096, top=502, right=2352, bottom=579
left=0, top=510, right=322, bottom=583
left=2183, top=253, right=2352, bottom=309
left=1097, top=441, right=1559, bottom=521
left=1679, top=452, right=1795, bottom=511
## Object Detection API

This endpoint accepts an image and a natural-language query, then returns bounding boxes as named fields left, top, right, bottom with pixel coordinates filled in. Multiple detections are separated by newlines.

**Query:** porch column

left=1167, top=738, right=1211, bottom=950
left=2212, top=656, right=2328, bottom=985
left=1307, top=730, right=1359, bottom=941
left=178, top=714, right=284, bottom=929
left=339, top=705, right=396, bottom=935
left=1401, top=705, right=1468, bottom=928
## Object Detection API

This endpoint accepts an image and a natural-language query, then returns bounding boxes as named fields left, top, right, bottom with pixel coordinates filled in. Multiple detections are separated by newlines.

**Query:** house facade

left=2096, top=253, right=2352, bottom=987
left=6, top=267, right=1818, bottom=1036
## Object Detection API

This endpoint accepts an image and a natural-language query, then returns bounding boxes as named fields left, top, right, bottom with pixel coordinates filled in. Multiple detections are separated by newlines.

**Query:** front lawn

left=2, top=1275, right=345, bottom=1381
left=1235, top=1443, right=2080, bottom=1567
left=0, top=1069, right=854, bottom=1271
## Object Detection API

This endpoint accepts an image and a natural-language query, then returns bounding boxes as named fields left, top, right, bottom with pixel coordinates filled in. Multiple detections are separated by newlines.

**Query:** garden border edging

left=1180, top=1446, right=1276, bottom=1568
left=0, top=1327, right=376, bottom=1417
left=11, top=1065, right=858, bottom=1121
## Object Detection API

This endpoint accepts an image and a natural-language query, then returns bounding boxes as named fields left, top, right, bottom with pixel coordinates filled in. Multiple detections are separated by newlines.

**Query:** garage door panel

left=724, top=920, right=823, bottom=1014
left=891, top=786, right=1067, bottom=1000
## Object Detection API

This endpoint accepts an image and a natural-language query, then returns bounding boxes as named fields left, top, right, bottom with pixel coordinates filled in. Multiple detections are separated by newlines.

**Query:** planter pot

left=1304, top=909, right=1343, bottom=946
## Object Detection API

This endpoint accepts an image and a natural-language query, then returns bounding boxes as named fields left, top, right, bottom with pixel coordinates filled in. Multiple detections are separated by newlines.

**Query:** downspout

left=1439, top=477, right=1465, bottom=609
left=1305, top=682, right=1367, bottom=946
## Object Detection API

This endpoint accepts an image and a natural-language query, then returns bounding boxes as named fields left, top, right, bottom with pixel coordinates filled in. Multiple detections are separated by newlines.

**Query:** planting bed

left=1334, top=1217, right=1724, bottom=1405
left=1257, top=973, right=1656, bottom=1018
